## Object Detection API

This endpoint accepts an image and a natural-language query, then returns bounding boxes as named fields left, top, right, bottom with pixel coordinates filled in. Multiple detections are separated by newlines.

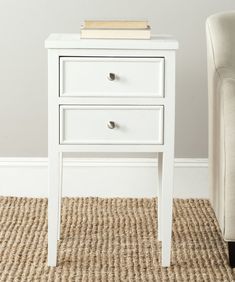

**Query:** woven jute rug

left=0, top=197, right=234, bottom=281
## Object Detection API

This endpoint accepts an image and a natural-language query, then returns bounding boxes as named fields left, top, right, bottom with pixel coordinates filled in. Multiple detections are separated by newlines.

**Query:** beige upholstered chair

left=206, top=11, right=235, bottom=267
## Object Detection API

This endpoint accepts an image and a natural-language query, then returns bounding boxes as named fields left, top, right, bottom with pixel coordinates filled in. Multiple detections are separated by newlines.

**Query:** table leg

left=57, top=152, right=63, bottom=240
left=48, top=151, right=60, bottom=267
left=158, top=152, right=163, bottom=241
left=161, top=151, right=174, bottom=267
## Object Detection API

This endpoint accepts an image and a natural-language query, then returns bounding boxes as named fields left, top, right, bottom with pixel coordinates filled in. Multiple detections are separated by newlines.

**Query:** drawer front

left=60, top=105, right=164, bottom=145
left=60, top=57, right=164, bottom=98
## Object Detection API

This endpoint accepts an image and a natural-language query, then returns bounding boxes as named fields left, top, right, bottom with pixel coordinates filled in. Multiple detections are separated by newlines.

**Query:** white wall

left=0, top=1, right=234, bottom=157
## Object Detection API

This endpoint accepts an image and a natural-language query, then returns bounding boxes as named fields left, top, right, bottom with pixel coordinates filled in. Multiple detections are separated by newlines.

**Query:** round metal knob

left=107, top=121, right=116, bottom=129
left=107, top=73, right=116, bottom=81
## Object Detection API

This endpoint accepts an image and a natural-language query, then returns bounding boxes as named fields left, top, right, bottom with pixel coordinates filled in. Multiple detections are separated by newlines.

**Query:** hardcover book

left=83, top=20, right=148, bottom=29
left=80, top=26, right=151, bottom=39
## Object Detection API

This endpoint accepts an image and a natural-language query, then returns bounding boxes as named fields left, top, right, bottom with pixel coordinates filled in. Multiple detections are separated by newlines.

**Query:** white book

left=80, top=27, right=151, bottom=39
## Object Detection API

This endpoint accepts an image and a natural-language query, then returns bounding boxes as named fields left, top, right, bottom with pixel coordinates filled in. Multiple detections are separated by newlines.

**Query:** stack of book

left=80, top=20, right=151, bottom=39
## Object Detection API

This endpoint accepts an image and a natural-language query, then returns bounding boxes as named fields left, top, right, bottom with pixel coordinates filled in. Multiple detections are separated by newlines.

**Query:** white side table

left=45, top=34, right=178, bottom=267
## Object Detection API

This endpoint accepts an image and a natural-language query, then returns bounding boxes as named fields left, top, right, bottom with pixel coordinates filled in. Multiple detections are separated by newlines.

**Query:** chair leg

left=228, top=242, right=235, bottom=268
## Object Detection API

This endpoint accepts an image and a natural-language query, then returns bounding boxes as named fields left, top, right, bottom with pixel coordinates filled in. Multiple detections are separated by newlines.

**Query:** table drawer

left=60, top=57, right=164, bottom=98
left=60, top=105, right=164, bottom=145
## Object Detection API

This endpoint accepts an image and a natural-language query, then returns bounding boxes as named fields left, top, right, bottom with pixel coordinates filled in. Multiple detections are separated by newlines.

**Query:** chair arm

left=219, top=69, right=235, bottom=240
left=218, top=68, right=235, bottom=83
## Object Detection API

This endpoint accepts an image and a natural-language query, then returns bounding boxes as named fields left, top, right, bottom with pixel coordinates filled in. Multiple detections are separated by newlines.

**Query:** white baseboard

left=0, top=158, right=208, bottom=198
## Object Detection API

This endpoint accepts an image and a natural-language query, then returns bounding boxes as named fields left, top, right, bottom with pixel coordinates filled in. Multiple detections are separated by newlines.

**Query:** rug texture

left=0, top=197, right=234, bottom=281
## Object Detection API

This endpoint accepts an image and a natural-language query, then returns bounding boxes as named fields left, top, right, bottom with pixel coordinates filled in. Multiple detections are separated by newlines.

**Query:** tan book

left=80, top=27, right=151, bottom=39
left=83, top=20, right=148, bottom=29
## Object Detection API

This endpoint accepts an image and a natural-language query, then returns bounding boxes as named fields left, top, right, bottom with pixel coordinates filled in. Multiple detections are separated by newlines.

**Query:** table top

left=45, top=33, right=179, bottom=50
